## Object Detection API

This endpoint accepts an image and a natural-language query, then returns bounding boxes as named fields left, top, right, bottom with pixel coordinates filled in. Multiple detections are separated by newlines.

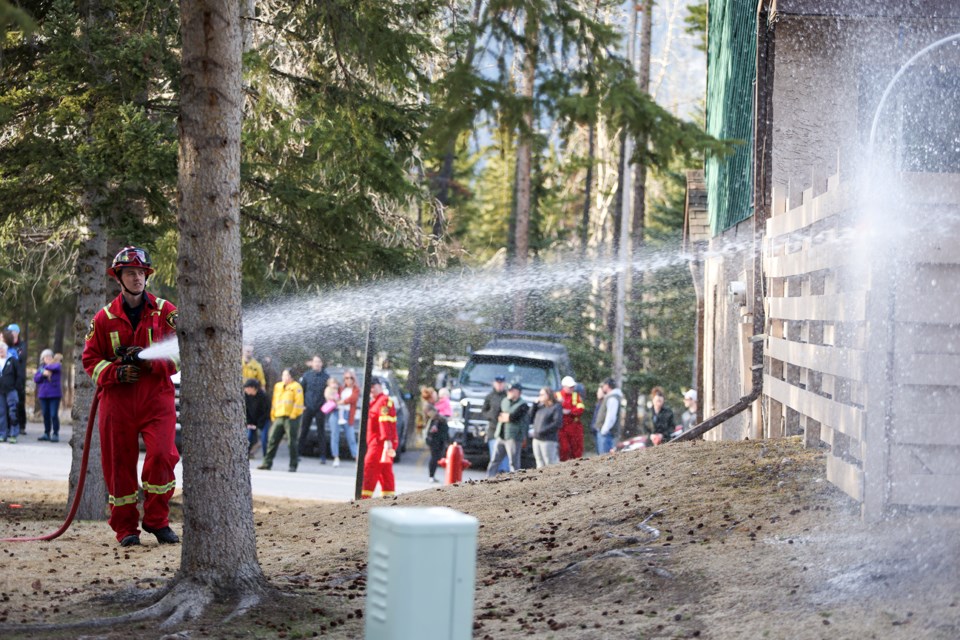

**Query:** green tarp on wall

left=706, top=0, right=757, bottom=235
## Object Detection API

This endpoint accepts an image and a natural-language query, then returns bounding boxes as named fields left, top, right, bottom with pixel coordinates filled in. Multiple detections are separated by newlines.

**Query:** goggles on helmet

left=109, top=246, right=154, bottom=278
left=115, top=248, right=150, bottom=265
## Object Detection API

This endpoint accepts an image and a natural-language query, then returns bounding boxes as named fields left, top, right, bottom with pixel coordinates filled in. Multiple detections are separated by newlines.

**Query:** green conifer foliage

left=0, top=0, right=180, bottom=241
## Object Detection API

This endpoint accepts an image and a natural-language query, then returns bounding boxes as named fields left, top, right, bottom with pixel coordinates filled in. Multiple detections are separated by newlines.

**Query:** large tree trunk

left=67, top=213, right=109, bottom=520
left=433, top=0, right=484, bottom=238
left=607, top=132, right=627, bottom=340
left=624, top=0, right=653, bottom=436
left=173, top=0, right=266, bottom=616
left=580, top=122, right=595, bottom=254
left=513, top=8, right=538, bottom=271
left=511, top=6, right=538, bottom=329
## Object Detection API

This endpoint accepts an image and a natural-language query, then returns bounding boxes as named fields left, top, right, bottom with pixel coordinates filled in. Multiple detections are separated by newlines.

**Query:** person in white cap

left=556, top=375, right=585, bottom=461
left=680, top=389, right=699, bottom=435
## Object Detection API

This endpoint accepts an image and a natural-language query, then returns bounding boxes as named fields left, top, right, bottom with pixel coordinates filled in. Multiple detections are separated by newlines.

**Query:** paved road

left=0, top=421, right=486, bottom=502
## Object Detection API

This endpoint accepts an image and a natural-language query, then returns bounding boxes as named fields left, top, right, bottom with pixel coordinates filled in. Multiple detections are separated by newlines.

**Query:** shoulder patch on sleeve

left=85, top=318, right=96, bottom=342
left=166, top=311, right=178, bottom=330
left=380, top=405, right=390, bottom=415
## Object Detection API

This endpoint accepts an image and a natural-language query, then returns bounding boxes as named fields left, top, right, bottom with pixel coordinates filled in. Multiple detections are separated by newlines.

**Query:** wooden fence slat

left=825, top=453, right=863, bottom=502
left=896, top=323, right=960, bottom=354
left=890, top=415, right=960, bottom=446
left=765, top=181, right=852, bottom=238
left=899, top=172, right=960, bottom=205
left=894, top=353, right=960, bottom=386
left=895, top=267, right=960, bottom=323
left=889, top=474, right=960, bottom=508
left=894, top=385, right=960, bottom=416
left=764, top=244, right=851, bottom=278
left=766, top=292, right=867, bottom=323
left=899, top=233, right=960, bottom=264
left=764, top=375, right=865, bottom=441
left=890, top=444, right=960, bottom=477
left=766, top=336, right=866, bottom=382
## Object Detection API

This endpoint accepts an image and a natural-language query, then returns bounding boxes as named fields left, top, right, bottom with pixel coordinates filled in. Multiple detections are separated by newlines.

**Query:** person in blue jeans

left=595, top=377, right=623, bottom=454
left=329, top=372, right=359, bottom=466
left=0, top=342, right=20, bottom=443
left=244, top=378, right=271, bottom=458
left=34, top=349, right=62, bottom=442
left=328, top=403, right=359, bottom=466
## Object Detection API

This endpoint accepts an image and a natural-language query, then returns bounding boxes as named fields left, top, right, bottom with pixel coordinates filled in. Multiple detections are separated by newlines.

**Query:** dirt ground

left=1, top=437, right=958, bottom=639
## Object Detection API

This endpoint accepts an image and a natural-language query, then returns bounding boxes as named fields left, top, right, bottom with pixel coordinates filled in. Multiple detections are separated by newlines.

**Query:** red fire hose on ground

left=0, top=390, right=100, bottom=543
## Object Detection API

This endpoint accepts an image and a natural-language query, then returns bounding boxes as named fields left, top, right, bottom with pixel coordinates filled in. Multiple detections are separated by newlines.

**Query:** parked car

left=298, top=366, right=411, bottom=463
left=448, top=333, right=574, bottom=468
left=173, top=371, right=182, bottom=452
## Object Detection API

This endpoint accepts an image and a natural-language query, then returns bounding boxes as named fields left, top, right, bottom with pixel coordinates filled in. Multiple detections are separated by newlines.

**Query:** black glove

left=116, top=364, right=141, bottom=384
left=116, top=346, right=150, bottom=371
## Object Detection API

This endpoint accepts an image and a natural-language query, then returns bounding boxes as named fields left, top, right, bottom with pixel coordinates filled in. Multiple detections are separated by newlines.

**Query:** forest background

left=0, top=0, right=728, bottom=432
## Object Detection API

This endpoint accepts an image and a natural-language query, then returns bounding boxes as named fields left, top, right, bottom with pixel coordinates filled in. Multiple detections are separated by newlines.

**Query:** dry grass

left=1, top=437, right=958, bottom=639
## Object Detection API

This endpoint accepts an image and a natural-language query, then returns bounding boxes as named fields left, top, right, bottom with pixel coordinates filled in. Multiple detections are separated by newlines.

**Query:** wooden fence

left=762, top=169, right=960, bottom=519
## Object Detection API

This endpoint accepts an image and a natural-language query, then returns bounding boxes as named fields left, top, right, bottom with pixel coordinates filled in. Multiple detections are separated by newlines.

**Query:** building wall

left=703, top=12, right=960, bottom=450
left=770, top=16, right=960, bottom=196
left=759, top=14, right=960, bottom=517
left=700, top=219, right=757, bottom=441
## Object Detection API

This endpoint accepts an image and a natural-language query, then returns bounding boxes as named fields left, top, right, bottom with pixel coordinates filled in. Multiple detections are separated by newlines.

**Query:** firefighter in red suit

left=82, top=246, right=181, bottom=547
left=361, top=377, right=398, bottom=499
left=557, top=376, right=585, bottom=461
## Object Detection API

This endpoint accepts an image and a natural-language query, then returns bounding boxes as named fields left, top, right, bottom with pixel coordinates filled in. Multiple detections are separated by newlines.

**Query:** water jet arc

left=867, top=32, right=960, bottom=157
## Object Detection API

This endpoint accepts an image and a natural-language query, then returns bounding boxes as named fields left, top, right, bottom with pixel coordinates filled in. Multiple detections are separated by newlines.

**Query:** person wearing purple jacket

left=34, top=349, right=62, bottom=442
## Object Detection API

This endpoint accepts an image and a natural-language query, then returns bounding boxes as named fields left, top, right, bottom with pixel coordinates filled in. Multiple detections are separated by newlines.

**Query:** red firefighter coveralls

left=557, top=388, right=585, bottom=461
left=361, top=391, right=398, bottom=499
left=82, top=292, right=180, bottom=542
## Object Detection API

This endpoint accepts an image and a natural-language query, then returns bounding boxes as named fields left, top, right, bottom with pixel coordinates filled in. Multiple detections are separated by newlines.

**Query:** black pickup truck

left=448, top=334, right=574, bottom=468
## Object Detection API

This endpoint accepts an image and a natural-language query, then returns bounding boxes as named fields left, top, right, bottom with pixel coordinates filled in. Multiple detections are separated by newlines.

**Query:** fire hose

left=0, top=388, right=100, bottom=543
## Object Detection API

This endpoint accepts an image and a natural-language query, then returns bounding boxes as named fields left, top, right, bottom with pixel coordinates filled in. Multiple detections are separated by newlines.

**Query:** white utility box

left=365, top=507, right=479, bottom=640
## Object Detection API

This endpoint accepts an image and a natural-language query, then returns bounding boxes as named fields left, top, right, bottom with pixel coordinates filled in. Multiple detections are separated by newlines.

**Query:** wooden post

left=354, top=317, right=378, bottom=500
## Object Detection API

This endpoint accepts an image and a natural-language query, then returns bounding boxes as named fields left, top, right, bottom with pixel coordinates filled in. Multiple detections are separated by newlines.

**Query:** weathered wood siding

left=762, top=171, right=960, bottom=518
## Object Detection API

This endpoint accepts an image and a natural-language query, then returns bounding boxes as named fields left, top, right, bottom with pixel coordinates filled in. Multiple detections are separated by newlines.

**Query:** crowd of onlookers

left=2, top=332, right=701, bottom=482
left=418, top=374, right=701, bottom=480
left=241, top=347, right=360, bottom=472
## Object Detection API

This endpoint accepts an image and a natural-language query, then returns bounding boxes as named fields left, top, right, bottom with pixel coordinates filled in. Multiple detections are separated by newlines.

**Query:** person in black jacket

left=424, top=403, right=450, bottom=483
left=0, top=341, right=21, bottom=443
left=641, top=386, right=676, bottom=445
left=244, top=378, right=271, bottom=458
left=486, top=383, right=530, bottom=476
left=3, top=325, right=26, bottom=434
left=481, top=375, right=508, bottom=469
left=298, top=355, right=330, bottom=461
left=530, top=387, right=562, bottom=468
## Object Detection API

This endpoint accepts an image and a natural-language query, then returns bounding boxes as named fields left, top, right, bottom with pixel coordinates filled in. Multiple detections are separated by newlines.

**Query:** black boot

left=143, top=525, right=180, bottom=544
left=120, top=534, right=141, bottom=547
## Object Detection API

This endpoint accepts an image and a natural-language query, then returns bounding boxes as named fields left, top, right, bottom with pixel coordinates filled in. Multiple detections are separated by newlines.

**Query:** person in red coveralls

left=360, top=377, right=398, bottom=499
left=82, top=246, right=181, bottom=547
left=557, top=376, right=585, bottom=461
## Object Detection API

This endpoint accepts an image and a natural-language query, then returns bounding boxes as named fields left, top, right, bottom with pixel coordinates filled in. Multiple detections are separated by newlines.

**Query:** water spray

left=867, top=32, right=960, bottom=157
left=139, top=339, right=180, bottom=362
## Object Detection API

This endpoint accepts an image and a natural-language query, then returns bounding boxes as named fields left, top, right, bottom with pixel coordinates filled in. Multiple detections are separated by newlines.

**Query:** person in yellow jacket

left=258, top=368, right=305, bottom=472
left=242, top=344, right=266, bottom=388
